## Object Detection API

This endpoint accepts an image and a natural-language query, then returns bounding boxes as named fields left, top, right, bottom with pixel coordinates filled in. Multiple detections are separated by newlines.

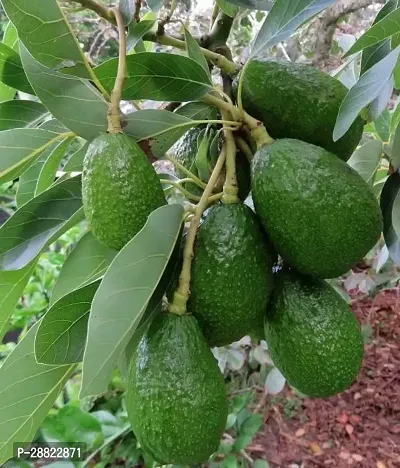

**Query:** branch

left=66, top=0, right=115, bottom=23
left=201, top=11, right=234, bottom=50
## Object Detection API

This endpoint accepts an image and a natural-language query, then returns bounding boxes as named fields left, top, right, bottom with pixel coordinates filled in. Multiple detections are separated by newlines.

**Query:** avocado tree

left=0, top=0, right=399, bottom=465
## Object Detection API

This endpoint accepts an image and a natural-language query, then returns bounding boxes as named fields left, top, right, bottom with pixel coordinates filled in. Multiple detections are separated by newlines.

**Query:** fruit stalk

left=170, top=148, right=227, bottom=316
left=235, top=136, right=254, bottom=162
left=221, top=110, right=239, bottom=204
left=107, top=7, right=126, bottom=133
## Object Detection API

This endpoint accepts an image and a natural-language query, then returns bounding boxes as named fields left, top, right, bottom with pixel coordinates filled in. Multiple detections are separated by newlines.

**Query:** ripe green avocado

left=251, top=139, right=382, bottom=279
left=265, top=270, right=364, bottom=397
left=171, top=126, right=251, bottom=200
left=233, top=60, right=364, bottom=160
left=190, top=203, right=274, bottom=346
left=127, top=312, right=228, bottom=465
left=82, top=133, right=166, bottom=250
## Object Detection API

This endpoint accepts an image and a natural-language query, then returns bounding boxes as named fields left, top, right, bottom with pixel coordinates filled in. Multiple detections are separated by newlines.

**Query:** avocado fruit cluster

left=82, top=133, right=166, bottom=250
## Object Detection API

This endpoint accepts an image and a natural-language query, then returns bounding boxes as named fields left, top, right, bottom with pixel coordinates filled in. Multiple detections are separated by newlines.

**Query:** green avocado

left=82, top=133, right=166, bottom=250
left=233, top=60, right=364, bottom=160
left=127, top=312, right=228, bottom=465
left=251, top=139, right=382, bottom=279
left=170, top=126, right=251, bottom=200
left=265, top=270, right=364, bottom=398
left=190, top=203, right=274, bottom=346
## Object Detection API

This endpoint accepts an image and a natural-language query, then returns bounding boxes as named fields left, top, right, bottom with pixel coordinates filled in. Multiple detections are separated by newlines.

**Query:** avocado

left=251, top=139, right=382, bottom=279
left=190, top=203, right=274, bottom=346
left=82, top=133, right=166, bottom=250
left=265, top=270, right=364, bottom=398
left=233, top=60, right=364, bottom=160
left=170, top=126, right=251, bottom=200
left=127, top=312, right=228, bottom=465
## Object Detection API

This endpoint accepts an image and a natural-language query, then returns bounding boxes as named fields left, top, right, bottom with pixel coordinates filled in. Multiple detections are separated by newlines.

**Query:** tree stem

left=170, top=148, right=227, bottom=315
left=221, top=110, right=238, bottom=204
left=201, top=11, right=234, bottom=50
left=107, top=7, right=127, bottom=133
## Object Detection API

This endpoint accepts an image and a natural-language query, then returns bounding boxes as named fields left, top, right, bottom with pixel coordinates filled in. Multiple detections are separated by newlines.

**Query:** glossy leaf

left=380, top=170, right=400, bottom=265
left=333, top=46, right=400, bottom=141
left=51, top=231, right=116, bottom=306
left=251, top=0, right=336, bottom=57
left=0, top=260, right=37, bottom=340
left=346, top=8, right=400, bottom=57
left=0, top=322, right=75, bottom=465
left=347, top=140, right=383, bottom=184
left=0, top=43, right=34, bottom=95
left=222, top=0, right=272, bottom=9
left=0, top=176, right=83, bottom=271
left=151, top=102, right=218, bottom=158
left=20, top=45, right=108, bottom=142
left=1, top=0, right=91, bottom=78
left=0, top=100, right=47, bottom=131
left=63, top=141, right=89, bottom=173
left=126, top=20, right=156, bottom=52
left=0, top=22, right=18, bottom=102
left=0, top=128, right=65, bottom=184
left=95, top=53, right=212, bottom=102
left=184, top=27, right=210, bottom=77
left=36, top=281, right=100, bottom=365
left=80, top=204, right=184, bottom=398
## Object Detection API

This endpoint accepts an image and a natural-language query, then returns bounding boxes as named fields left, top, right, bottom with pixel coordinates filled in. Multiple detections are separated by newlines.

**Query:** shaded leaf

left=120, top=0, right=135, bottom=26
left=222, top=0, right=272, bottom=9
left=333, top=46, right=400, bottom=141
left=1, top=0, right=90, bottom=78
left=251, top=0, right=336, bottom=57
left=95, top=53, right=212, bottom=102
left=146, top=0, right=163, bottom=11
left=0, top=322, right=75, bottom=465
left=20, top=45, right=108, bottom=142
left=374, top=108, right=391, bottom=141
left=380, top=170, right=400, bottom=265
left=0, top=176, right=83, bottom=271
left=0, top=43, right=34, bottom=95
left=265, top=367, right=286, bottom=395
left=0, top=22, right=18, bottom=102
left=80, top=204, right=184, bottom=398
left=391, top=120, right=400, bottom=170
left=346, top=7, right=400, bottom=57
left=184, top=27, right=210, bottom=77
left=36, top=281, right=100, bottom=365
left=51, top=231, right=116, bottom=306
left=0, top=128, right=66, bottom=184
left=347, top=140, right=383, bottom=184
left=217, top=0, right=239, bottom=17
left=366, top=78, right=394, bottom=123
left=0, top=100, right=47, bottom=131
left=63, top=141, right=89, bottom=173
left=126, top=20, right=156, bottom=52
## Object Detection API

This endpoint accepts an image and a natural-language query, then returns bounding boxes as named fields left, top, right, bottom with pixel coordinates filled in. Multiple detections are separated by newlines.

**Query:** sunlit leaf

left=347, top=140, right=383, bottom=184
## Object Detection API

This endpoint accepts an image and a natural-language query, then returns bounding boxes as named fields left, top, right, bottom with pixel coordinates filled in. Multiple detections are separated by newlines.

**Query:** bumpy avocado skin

left=265, top=270, right=364, bottom=398
left=190, top=203, right=274, bottom=346
left=82, top=133, right=166, bottom=250
left=234, top=60, right=364, bottom=160
left=127, top=313, right=228, bottom=465
left=171, top=127, right=251, bottom=200
left=251, top=139, right=382, bottom=279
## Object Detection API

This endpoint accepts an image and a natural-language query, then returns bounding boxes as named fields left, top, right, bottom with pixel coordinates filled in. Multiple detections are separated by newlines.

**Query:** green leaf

left=346, top=8, right=400, bottom=57
left=35, top=280, right=100, bottom=365
left=16, top=137, right=73, bottom=207
left=380, top=170, right=400, bottom=265
left=0, top=176, right=83, bottom=271
left=127, top=20, right=156, bottom=52
left=119, top=0, right=135, bottom=26
left=80, top=204, right=184, bottom=398
left=146, top=0, right=163, bottom=11
left=151, top=102, right=218, bottom=158
left=0, top=260, right=37, bottom=340
left=0, top=100, right=47, bottom=131
left=222, top=0, right=272, bottom=9
left=0, top=43, right=35, bottom=95
left=0, top=22, right=18, bottom=102
left=217, top=0, right=239, bottom=17
left=374, top=108, right=391, bottom=141
left=333, top=46, right=400, bottom=141
left=251, top=0, right=336, bottom=57
left=347, top=140, right=383, bottom=184
left=95, top=53, right=212, bottom=102
left=63, top=141, right=88, bottom=173
left=1, top=0, right=91, bottom=78
left=184, top=27, right=210, bottom=78
left=0, top=128, right=65, bottom=184
left=124, top=109, right=196, bottom=141
left=35, top=136, right=75, bottom=195
left=51, top=231, right=116, bottom=306
left=0, top=322, right=75, bottom=465
left=254, top=461, right=270, bottom=468
left=265, top=367, right=286, bottom=395
left=391, top=120, right=400, bottom=170
left=20, top=45, right=108, bottom=142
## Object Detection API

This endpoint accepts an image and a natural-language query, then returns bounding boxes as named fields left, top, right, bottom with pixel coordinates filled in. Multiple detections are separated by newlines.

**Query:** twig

left=160, top=179, right=202, bottom=202
left=107, top=7, right=127, bottom=133
left=67, top=0, right=115, bottom=23
left=221, top=110, right=239, bottom=204
left=235, top=136, right=254, bottom=163
left=166, top=156, right=207, bottom=189
left=170, top=148, right=227, bottom=315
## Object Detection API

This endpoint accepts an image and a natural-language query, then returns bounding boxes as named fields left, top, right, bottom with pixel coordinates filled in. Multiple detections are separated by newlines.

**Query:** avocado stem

left=235, top=136, right=254, bottom=163
left=170, top=147, right=227, bottom=316
left=221, top=109, right=239, bottom=204
left=160, top=179, right=202, bottom=202
left=107, top=7, right=126, bottom=134
left=166, top=156, right=207, bottom=189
